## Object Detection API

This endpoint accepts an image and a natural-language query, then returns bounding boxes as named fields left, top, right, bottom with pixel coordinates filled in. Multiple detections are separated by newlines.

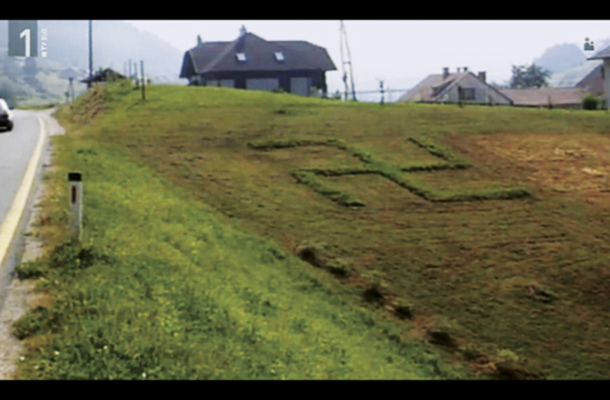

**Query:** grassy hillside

left=14, top=81, right=610, bottom=379
left=11, top=83, right=476, bottom=379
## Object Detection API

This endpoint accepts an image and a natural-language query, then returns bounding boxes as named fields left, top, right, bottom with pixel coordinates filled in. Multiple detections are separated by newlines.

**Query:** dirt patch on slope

left=450, top=133, right=610, bottom=204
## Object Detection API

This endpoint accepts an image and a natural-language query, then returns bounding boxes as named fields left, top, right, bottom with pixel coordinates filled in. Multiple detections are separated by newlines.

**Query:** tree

left=510, top=63, right=551, bottom=89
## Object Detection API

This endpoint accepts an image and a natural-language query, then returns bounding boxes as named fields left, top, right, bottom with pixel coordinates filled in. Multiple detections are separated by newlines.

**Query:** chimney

left=457, top=67, right=461, bottom=73
left=463, top=67, right=468, bottom=72
left=478, top=71, right=486, bottom=83
left=240, top=25, right=247, bottom=36
left=443, top=67, right=449, bottom=79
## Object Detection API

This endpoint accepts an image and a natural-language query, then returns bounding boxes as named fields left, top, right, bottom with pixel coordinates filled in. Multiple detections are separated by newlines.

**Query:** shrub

left=14, top=261, right=47, bottom=279
left=583, top=94, right=599, bottom=110
left=309, top=86, right=322, bottom=97
left=11, top=306, right=58, bottom=339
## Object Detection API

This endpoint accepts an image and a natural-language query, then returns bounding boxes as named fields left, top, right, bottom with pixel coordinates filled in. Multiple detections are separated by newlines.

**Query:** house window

left=274, top=52, right=284, bottom=62
left=458, top=87, right=476, bottom=101
left=236, top=53, right=246, bottom=62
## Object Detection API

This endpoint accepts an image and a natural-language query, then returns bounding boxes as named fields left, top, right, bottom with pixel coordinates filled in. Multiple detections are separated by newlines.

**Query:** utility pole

left=140, top=60, right=145, bottom=100
left=128, top=58, right=132, bottom=80
left=379, top=80, right=385, bottom=106
left=69, top=77, right=74, bottom=102
left=88, top=20, right=92, bottom=89
left=134, top=61, right=139, bottom=88
left=340, top=20, right=357, bottom=101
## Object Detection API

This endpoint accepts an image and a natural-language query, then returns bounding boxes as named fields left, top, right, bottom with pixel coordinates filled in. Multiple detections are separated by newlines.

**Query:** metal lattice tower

left=339, top=20, right=357, bottom=101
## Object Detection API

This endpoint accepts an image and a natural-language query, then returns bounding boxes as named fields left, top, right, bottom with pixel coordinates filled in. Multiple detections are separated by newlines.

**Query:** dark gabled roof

left=576, top=64, right=604, bottom=95
left=180, top=32, right=336, bottom=78
left=588, top=45, right=610, bottom=60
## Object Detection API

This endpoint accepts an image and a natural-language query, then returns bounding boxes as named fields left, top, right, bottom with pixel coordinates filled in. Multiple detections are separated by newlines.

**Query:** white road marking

left=0, top=116, right=46, bottom=266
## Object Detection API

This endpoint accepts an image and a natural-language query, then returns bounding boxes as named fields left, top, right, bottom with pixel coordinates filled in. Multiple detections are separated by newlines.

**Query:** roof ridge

left=188, top=49, right=199, bottom=74
left=434, top=73, right=468, bottom=98
left=201, top=37, right=241, bottom=73
left=186, top=31, right=336, bottom=74
left=438, top=72, right=514, bottom=104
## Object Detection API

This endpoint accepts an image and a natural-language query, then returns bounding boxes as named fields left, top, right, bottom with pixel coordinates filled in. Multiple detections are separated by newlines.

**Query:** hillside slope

left=10, top=82, right=475, bottom=380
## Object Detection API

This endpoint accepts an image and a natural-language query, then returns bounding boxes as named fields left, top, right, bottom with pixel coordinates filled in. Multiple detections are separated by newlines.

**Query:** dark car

left=0, top=99, right=13, bottom=132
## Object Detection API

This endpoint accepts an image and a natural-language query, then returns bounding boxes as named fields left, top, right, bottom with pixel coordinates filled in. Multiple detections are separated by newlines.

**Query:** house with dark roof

left=180, top=27, right=336, bottom=96
left=399, top=67, right=513, bottom=105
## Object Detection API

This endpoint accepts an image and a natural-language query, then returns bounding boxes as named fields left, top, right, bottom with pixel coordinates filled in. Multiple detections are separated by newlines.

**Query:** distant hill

left=0, top=20, right=184, bottom=106
left=36, top=20, right=183, bottom=81
left=548, top=60, right=602, bottom=87
left=533, top=43, right=586, bottom=74
left=535, top=39, right=610, bottom=88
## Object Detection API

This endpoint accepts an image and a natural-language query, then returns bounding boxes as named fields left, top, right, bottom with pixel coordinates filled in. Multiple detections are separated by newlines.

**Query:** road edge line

left=0, top=116, right=47, bottom=267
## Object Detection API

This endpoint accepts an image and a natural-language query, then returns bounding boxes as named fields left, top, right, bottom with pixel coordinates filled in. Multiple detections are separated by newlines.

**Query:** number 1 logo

left=20, top=29, right=30, bottom=57
left=8, top=20, right=37, bottom=57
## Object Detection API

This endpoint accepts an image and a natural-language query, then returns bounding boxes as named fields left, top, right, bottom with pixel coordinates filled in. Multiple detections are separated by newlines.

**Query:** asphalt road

left=0, top=111, right=43, bottom=223
left=0, top=109, right=52, bottom=379
left=0, top=109, right=51, bottom=318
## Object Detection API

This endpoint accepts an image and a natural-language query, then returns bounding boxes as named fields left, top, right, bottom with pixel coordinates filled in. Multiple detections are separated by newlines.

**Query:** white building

left=399, top=67, right=513, bottom=105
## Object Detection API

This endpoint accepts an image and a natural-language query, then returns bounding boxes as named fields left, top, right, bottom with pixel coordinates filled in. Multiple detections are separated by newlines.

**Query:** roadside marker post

left=68, top=172, right=83, bottom=242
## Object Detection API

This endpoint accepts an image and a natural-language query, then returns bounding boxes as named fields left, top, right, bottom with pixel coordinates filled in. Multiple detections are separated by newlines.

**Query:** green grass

left=249, top=137, right=530, bottom=204
left=12, top=83, right=475, bottom=379
left=15, top=81, right=610, bottom=379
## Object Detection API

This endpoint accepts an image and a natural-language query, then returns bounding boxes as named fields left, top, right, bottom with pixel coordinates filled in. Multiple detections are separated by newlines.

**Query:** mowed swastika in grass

left=247, top=137, right=531, bottom=207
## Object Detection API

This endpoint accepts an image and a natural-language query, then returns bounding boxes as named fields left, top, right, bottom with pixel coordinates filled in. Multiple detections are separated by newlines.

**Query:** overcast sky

left=125, top=20, right=610, bottom=99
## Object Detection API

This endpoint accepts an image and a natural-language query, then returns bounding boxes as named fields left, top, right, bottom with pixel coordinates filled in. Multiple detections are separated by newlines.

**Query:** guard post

left=68, top=172, right=83, bottom=242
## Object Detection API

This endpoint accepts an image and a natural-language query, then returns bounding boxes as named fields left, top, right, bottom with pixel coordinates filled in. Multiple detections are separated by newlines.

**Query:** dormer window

left=274, top=52, right=284, bottom=62
left=236, top=53, right=246, bottom=62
